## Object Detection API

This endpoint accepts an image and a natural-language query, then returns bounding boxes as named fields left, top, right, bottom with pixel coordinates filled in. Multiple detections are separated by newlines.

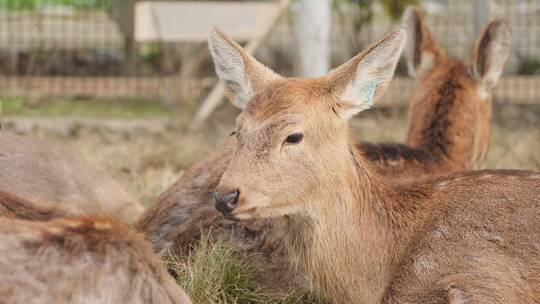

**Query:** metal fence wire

left=0, top=0, right=538, bottom=104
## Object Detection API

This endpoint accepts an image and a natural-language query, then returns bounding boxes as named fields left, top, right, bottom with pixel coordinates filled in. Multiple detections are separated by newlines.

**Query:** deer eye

left=285, top=133, right=304, bottom=144
left=229, top=130, right=236, bottom=137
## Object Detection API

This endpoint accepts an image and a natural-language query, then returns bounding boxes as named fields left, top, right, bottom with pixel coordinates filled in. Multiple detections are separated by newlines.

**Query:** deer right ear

left=208, top=27, right=282, bottom=109
left=402, top=7, right=444, bottom=79
left=470, top=19, right=511, bottom=89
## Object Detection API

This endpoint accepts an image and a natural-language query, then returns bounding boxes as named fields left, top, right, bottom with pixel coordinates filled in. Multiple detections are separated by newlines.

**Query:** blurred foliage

left=518, top=57, right=540, bottom=75
left=333, top=0, right=419, bottom=21
left=333, top=0, right=375, bottom=27
left=378, top=0, right=419, bottom=20
left=0, top=0, right=110, bottom=10
left=139, top=43, right=164, bottom=68
left=332, top=0, right=375, bottom=55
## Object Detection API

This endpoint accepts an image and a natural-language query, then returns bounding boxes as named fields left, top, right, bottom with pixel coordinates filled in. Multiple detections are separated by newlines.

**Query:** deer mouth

left=230, top=207, right=258, bottom=220
left=215, top=204, right=257, bottom=221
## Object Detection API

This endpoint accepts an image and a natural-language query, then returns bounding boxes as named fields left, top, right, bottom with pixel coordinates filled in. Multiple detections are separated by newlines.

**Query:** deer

left=0, top=133, right=144, bottom=223
left=211, top=26, right=540, bottom=304
left=138, top=8, right=511, bottom=282
left=0, top=191, right=192, bottom=304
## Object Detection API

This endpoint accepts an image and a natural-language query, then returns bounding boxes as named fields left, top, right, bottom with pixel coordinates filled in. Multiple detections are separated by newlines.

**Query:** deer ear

left=326, top=29, right=405, bottom=120
left=208, top=27, right=282, bottom=109
left=470, top=19, right=511, bottom=89
left=402, top=7, right=444, bottom=79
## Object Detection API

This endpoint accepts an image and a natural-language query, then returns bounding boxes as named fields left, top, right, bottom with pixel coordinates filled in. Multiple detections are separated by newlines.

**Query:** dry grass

left=3, top=102, right=539, bottom=303
left=169, top=233, right=266, bottom=304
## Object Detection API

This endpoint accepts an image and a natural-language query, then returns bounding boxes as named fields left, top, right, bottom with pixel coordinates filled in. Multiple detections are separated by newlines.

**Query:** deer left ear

left=326, top=29, right=405, bottom=120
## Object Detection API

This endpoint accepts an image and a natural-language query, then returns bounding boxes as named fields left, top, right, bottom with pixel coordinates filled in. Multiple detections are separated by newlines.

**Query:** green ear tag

left=361, top=80, right=377, bottom=106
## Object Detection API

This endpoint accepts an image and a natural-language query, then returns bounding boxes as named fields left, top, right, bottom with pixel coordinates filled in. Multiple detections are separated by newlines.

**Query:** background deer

left=373, top=7, right=510, bottom=174
left=138, top=9, right=510, bottom=272
left=213, top=28, right=540, bottom=304
left=0, top=191, right=192, bottom=304
left=0, top=134, right=143, bottom=223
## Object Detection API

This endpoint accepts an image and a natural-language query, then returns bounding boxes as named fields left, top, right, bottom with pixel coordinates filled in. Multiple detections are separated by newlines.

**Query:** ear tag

left=361, top=80, right=377, bottom=106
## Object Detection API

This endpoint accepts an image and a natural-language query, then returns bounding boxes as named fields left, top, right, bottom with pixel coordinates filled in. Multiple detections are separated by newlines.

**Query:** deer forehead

left=237, top=114, right=302, bottom=135
left=243, top=78, right=330, bottom=121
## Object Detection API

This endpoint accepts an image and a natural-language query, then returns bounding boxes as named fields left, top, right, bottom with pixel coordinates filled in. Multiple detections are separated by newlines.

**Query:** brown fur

left=0, top=192, right=192, bottom=304
left=280, top=166, right=540, bottom=304
left=0, top=134, right=144, bottom=223
left=136, top=14, right=510, bottom=289
left=0, top=190, right=72, bottom=221
left=213, top=34, right=539, bottom=302
left=403, top=59, right=489, bottom=172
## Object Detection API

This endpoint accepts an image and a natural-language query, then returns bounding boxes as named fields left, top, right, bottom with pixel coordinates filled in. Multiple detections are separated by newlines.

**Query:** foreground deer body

left=275, top=169, right=540, bottom=303
left=138, top=10, right=511, bottom=264
left=0, top=134, right=143, bottom=223
left=213, top=28, right=540, bottom=304
left=0, top=192, right=191, bottom=304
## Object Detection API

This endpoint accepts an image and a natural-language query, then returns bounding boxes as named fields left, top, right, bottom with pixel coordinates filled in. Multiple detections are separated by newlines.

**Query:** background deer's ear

left=402, top=7, right=444, bottom=79
left=470, top=19, right=511, bottom=89
left=208, top=27, right=282, bottom=109
left=326, top=29, right=405, bottom=120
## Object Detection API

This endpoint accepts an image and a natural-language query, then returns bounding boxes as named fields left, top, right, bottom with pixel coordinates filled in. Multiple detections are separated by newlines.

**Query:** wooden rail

left=0, top=76, right=214, bottom=99
left=380, top=77, right=540, bottom=106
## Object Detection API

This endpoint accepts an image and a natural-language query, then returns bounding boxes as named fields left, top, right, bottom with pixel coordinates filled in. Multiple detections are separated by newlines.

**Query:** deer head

left=210, top=28, right=405, bottom=219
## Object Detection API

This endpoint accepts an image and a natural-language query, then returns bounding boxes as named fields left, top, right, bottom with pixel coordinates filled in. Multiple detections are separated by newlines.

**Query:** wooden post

left=111, top=0, right=136, bottom=73
left=295, top=0, right=331, bottom=77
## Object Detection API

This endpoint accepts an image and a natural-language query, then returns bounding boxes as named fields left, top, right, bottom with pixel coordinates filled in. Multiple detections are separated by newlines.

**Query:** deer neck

left=408, top=63, right=486, bottom=169
left=284, top=145, right=426, bottom=304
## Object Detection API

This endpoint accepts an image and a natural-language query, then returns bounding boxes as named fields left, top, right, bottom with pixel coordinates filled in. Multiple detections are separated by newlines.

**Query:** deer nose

left=214, top=189, right=240, bottom=215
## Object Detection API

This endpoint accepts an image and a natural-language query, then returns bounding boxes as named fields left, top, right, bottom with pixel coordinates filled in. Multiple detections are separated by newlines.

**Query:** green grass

left=1, top=96, right=172, bottom=119
left=0, top=0, right=110, bottom=11
left=168, top=234, right=324, bottom=304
